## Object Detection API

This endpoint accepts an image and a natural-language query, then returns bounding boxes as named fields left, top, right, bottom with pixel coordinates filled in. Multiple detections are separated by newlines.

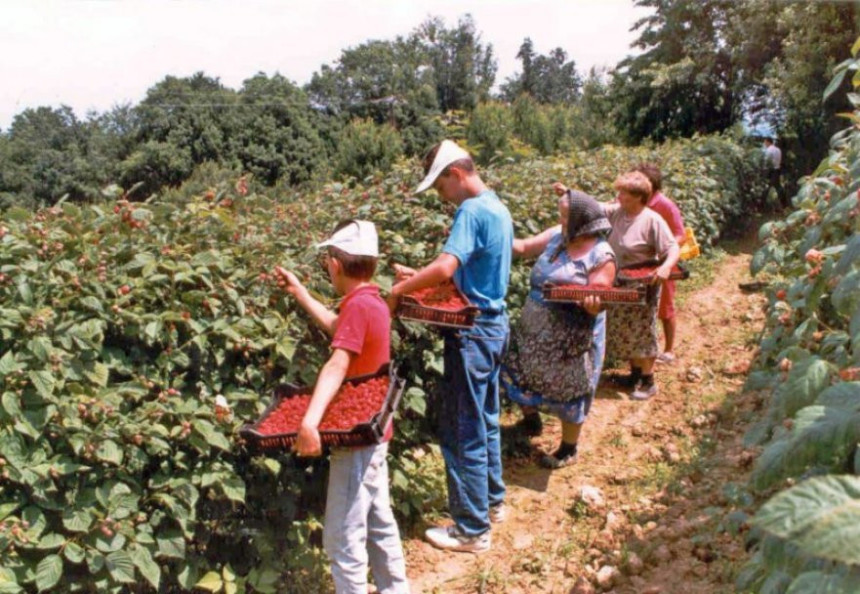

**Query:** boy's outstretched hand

left=294, top=423, right=322, bottom=457
left=273, top=266, right=306, bottom=298
left=551, top=181, right=569, bottom=197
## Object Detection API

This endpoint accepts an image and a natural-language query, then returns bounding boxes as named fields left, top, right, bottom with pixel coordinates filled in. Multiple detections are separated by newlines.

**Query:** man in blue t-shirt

left=390, top=139, right=513, bottom=553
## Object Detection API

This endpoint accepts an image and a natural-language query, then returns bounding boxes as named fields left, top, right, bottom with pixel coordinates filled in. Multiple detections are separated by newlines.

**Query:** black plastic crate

left=240, top=364, right=406, bottom=450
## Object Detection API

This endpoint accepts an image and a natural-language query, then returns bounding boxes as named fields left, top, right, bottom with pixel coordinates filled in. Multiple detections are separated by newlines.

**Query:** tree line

left=0, top=2, right=857, bottom=209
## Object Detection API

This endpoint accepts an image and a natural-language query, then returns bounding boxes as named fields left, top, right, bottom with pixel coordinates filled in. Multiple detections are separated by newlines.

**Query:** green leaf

left=105, top=550, right=136, bottom=583
left=35, top=554, right=62, bottom=593
left=787, top=571, right=860, bottom=593
left=62, top=508, right=93, bottom=533
left=824, top=68, right=848, bottom=101
left=815, top=382, right=860, bottom=411
left=752, top=475, right=860, bottom=565
left=35, top=533, right=65, bottom=550
left=192, top=419, right=231, bottom=451
left=0, top=351, right=21, bottom=375
left=28, top=370, right=56, bottom=400
left=156, top=533, right=185, bottom=559
left=261, top=459, right=281, bottom=476
left=777, top=357, right=834, bottom=419
left=195, top=571, right=223, bottom=593
left=130, top=545, right=161, bottom=590
left=219, top=476, right=246, bottom=503
left=64, top=541, right=85, bottom=564
left=95, top=440, right=124, bottom=466
left=83, top=363, right=109, bottom=387
left=1, top=393, right=21, bottom=418
left=0, top=567, right=22, bottom=594
left=0, top=503, right=19, bottom=521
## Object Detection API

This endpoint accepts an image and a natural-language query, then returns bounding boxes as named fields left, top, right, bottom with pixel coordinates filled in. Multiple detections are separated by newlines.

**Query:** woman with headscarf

left=555, top=172, right=680, bottom=400
left=502, top=190, right=616, bottom=468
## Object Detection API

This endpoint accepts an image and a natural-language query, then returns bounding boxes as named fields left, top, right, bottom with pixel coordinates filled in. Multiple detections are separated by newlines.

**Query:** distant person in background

left=762, top=137, right=786, bottom=208
left=635, top=164, right=685, bottom=364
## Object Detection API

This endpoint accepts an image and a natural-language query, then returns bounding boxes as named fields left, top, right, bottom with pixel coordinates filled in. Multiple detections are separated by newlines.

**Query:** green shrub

left=334, top=119, right=403, bottom=181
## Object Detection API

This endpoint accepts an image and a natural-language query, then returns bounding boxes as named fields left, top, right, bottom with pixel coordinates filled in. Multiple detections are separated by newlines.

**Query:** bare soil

left=402, top=235, right=767, bottom=594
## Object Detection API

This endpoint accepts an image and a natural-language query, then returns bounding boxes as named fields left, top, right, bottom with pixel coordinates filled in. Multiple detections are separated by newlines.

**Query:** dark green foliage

left=334, top=119, right=404, bottom=180
left=501, top=39, right=582, bottom=105
left=465, top=102, right=513, bottom=165
left=234, top=73, right=328, bottom=186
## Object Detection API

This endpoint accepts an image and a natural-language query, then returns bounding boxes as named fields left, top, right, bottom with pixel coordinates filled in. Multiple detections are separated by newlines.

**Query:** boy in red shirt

left=274, top=220, right=409, bottom=594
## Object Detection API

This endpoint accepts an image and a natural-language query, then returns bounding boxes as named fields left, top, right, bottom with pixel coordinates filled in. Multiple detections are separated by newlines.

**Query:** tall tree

left=416, top=15, right=497, bottom=112
left=235, top=73, right=327, bottom=186
left=502, top=40, right=582, bottom=104
left=610, top=0, right=736, bottom=143
left=0, top=106, right=100, bottom=204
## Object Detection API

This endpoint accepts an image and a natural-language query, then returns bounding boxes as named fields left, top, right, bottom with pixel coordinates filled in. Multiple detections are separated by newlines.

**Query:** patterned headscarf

left=565, top=190, right=611, bottom=242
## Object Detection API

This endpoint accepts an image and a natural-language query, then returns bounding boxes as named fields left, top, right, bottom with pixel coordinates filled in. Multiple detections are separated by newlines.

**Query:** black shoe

left=612, top=369, right=641, bottom=389
left=516, top=412, right=543, bottom=437
left=539, top=444, right=578, bottom=469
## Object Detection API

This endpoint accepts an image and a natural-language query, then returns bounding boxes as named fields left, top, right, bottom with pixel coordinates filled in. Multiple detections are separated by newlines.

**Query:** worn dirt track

left=402, top=234, right=767, bottom=594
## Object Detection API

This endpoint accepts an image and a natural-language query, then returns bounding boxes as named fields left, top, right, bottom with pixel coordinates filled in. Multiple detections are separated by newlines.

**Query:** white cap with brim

left=316, top=220, right=379, bottom=257
left=415, top=139, right=472, bottom=194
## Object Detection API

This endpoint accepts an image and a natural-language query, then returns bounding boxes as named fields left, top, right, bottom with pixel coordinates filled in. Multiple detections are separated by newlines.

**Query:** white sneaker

left=425, top=525, right=491, bottom=553
left=656, top=352, right=676, bottom=364
left=489, top=503, right=507, bottom=524
left=631, top=381, right=658, bottom=401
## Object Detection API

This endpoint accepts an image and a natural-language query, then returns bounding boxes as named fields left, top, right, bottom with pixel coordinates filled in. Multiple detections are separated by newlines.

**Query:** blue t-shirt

left=442, top=190, right=513, bottom=313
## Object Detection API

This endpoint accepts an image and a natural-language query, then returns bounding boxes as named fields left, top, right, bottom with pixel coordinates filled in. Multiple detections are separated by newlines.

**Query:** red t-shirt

left=648, top=192, right=685, bottom=239
left=331, top=284, right=390, bottom=377
left=331, top=284, right=392, bottom=442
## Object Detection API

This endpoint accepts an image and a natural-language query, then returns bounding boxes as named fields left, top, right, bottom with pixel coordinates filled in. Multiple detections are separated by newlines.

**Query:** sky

left=0, top=0, right=650, bottom=131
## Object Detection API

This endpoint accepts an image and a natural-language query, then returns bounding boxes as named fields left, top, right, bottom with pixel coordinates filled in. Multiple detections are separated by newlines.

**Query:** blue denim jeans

left=324, top=443, right=410, bottom=594
left=440, top=313, right=509, bottom=537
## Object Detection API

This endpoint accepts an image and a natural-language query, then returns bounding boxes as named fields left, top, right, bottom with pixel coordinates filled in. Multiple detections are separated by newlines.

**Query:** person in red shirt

left=635, top=164, right=686, bottom=364
left=273, top=220, right=409, bottom=594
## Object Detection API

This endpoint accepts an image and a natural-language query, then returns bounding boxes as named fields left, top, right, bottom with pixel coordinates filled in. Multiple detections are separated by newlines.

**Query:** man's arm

left=294, top=348, right=354, bottom=457
left=274, top=266, right=337, bottom=336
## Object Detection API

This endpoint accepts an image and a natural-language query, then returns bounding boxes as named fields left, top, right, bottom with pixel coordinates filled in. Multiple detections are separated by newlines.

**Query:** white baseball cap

left=316, top=220, right=379, bottom=257
left=415, top=139, right=472, bottom=194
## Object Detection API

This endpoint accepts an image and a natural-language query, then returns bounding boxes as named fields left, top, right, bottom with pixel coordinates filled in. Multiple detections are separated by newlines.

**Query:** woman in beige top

left=553, top=171, right=679, bottom=400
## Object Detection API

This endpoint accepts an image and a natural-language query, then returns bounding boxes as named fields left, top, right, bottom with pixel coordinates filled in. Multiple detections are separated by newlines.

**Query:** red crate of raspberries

left=396, top=281, right=479, bottom=329
left=542, top=283, right=646, bottom=305
left=240, top=364, right=406, bottom=450
left=616, top=260, right=690, bottom=285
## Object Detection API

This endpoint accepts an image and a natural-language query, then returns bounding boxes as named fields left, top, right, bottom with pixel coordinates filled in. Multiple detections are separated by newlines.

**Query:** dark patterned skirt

left=503, top=298, right=595, bottom=403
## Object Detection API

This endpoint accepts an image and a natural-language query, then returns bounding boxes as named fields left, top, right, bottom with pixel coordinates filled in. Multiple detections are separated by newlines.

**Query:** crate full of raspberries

left=241, top=364, right=406, bottom=450
left=395, top=281, right=479, bottom=329
left=542, top=283, right=647, bottom=305
left=616, top=260, right=690, bottom=285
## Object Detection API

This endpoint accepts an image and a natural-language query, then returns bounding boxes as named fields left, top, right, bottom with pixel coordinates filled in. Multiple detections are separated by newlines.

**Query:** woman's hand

left=653, top=265, right=672, bottom=284
left=392, top=263, right=416, bottom=282
left=582, top=295, right=602, bottom=316
left=551, top=182, right=568, bottom=197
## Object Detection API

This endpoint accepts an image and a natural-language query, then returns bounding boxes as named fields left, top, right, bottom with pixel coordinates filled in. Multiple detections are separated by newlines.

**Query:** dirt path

left=402, top=236, right=766, bottom=594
